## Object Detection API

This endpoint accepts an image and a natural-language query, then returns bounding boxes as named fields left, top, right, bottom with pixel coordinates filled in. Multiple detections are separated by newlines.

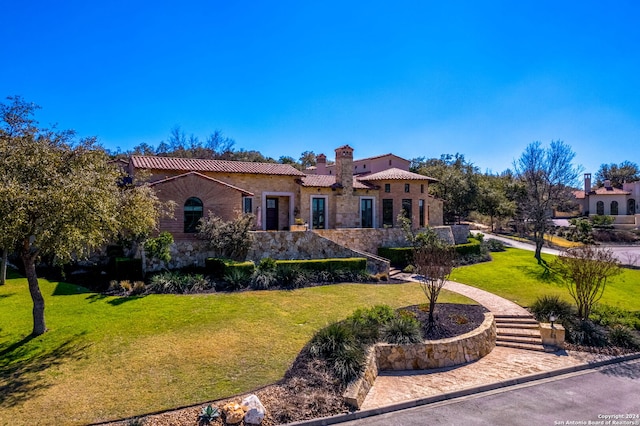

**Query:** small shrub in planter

left=381, top=316, right=423, bottom=344
left=485, top=239, right=506, bottom=252
left=223, top=268, right=250, bottom=291
left=565, top=319, right=609, bottom=347
left=347, top=305, right=396, bottom=343
left=309, top=322, right=365, bottom=385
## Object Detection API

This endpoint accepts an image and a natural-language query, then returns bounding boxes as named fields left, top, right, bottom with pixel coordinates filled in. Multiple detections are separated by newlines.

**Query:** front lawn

left=0, top=272, right=472, bottom=425
left=450, top=248, right=640, bottom=311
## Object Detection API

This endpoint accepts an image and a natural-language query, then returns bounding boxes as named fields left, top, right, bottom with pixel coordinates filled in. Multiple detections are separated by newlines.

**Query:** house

left=573, top=173, right=640, bottom=228
left=128, top=145, right=443, bottom=240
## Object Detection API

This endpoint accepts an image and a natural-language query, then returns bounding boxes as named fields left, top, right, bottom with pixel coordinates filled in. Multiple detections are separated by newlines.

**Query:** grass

left=450, top=247, right=640, bottom=311
left=0, top=272, right=473, bottom=426
left=544, top=234, right=583, bottom=248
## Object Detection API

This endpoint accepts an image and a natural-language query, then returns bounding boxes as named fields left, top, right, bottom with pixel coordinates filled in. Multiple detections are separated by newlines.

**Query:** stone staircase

left=495, top=315, right=547, bottom=352
left=389, top=267, right=403, bottom=279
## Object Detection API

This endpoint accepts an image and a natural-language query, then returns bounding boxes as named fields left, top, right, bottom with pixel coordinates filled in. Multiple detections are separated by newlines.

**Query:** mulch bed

left=105, top=303, right=488, bottom=426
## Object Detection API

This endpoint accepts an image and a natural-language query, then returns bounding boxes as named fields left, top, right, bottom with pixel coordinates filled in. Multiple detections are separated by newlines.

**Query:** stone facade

left=343, top=313, right=496, bottom=409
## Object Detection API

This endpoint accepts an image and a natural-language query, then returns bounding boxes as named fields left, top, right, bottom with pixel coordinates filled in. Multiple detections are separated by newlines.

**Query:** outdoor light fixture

left=549, top=313, right=557, bottom=329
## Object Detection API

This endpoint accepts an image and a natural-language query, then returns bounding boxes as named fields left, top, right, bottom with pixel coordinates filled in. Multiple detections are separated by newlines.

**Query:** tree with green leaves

left=0, top=96, right=162, bottom=336
left=514, top=141, right=581, bottom=263
left=595, top=161, right=640, bottom=188
left=197, top=213, right=255, bottom=261
left=553, top=246, right=621, bottom=320
left=475, top=173, right=516, bottom=232
left=413, top=153, right=479, bottom=224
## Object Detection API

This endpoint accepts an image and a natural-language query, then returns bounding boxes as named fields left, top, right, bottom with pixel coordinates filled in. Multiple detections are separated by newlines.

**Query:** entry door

left=312, top=197, right=326, bottom=229
left=361, top=198, right=373, bottom=228
left=266, top=198, right=279, bottom=230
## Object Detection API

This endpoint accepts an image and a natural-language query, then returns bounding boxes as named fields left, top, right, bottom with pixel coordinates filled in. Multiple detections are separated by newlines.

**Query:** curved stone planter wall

left=345, top=313, right=496, bottom=408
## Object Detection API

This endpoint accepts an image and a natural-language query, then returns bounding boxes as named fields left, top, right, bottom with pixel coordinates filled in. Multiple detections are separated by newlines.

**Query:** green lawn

left=0, top=271, right=472, bottom=426
left=450, top=247, right=640, bottom=311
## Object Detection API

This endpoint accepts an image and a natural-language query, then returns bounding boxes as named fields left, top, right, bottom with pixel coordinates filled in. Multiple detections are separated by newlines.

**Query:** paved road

left=481, top=233, right=640, bottom=266
left=341, top=359, right=640, bottom=426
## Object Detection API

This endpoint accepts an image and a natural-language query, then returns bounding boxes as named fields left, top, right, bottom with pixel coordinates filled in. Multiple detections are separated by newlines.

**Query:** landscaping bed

left=108, top=303, right=486, bottom=426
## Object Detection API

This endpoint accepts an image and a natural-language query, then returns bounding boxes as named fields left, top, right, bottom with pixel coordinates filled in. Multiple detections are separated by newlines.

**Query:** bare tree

left=553, top=246, right=622, bottom=320
left=411, top=228, right=457, bottom=331
left=514, top=141, right=581, bottom=263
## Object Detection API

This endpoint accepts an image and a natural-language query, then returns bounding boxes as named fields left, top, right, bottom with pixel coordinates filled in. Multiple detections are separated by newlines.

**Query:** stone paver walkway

left=359, top=274, right=620, bottom=411
left=360, top=346, right=617, bottom=410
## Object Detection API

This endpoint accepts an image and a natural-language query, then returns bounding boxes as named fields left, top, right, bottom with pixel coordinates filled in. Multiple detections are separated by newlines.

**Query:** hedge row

left=205, top=257, right=367, bottom=278
left=378, top=238, right=482, bottom=267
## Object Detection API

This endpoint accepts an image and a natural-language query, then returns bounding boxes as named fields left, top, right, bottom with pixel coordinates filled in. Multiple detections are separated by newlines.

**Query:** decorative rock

left=222, top=402, right=245, bottom=425
left=242, top=394, right=266, bottom=425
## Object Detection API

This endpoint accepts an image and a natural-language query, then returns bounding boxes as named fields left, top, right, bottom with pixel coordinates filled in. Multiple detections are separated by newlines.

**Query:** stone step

left=494, top=315, right=538, bottom=323
left=497, top=335, right=544, bottom=345
left=497, top=328, right=542, bottom=338
left=389, top=268, right=403, bottom=277
left=495, top=322, right=539, bottom=330
left=496, top=341, right=547, bottom=352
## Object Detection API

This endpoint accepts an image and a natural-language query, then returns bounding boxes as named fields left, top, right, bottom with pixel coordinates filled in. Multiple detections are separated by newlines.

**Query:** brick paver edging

left=283, top=352, right=640, bottom=426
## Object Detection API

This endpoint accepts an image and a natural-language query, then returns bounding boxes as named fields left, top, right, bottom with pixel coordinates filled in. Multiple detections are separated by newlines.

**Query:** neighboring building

left=573, top=173, right=640, bottom=228
left=129, top=145, right=443, bottom=240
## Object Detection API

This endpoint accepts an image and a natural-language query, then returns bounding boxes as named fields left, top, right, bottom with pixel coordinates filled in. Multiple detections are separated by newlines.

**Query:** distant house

left=128, top=145, right=443, bottom=240
left=573, top=173, right=640, bottom=228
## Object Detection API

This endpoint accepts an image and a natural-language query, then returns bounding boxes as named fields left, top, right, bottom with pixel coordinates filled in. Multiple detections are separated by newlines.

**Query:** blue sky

left=2, top=1, right=639, bottom=174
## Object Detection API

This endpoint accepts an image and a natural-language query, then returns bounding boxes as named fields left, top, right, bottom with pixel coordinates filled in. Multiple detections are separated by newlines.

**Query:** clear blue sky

left=2, top=1, right=639, bottom=174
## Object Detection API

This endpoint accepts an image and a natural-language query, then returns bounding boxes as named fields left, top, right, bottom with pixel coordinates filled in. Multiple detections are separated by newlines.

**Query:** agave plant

left=198, top=405, right=220, bottom=424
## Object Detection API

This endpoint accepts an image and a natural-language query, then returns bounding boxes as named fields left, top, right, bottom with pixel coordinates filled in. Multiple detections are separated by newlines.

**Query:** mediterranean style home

left=573, top=173, right=640, bottom=228
left=128, top=145, right=444, bottom=241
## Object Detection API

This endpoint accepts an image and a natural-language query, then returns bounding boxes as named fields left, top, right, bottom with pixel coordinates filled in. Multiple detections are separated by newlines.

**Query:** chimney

left=584, top=173, right=591, bottom=194
left=316, top=153, right=327, bottom=175
left=604, top=179, right=612, bottom=189
left=334, top=145, right=354, bottom=192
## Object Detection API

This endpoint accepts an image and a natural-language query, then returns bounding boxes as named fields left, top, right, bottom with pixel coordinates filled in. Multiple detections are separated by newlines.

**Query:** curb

left=284, top=352, right=640, bottom=426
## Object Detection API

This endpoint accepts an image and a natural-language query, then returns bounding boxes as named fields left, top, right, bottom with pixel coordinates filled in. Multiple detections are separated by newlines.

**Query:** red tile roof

left=130, top=156, right=305, bottom=176
left=358, top=168, right=437, bottom=182
left=149, top=171, right=254, bottom=195
left=300, top=175, right=376, bottom=189
left=592, top=186, right=630, bottom=195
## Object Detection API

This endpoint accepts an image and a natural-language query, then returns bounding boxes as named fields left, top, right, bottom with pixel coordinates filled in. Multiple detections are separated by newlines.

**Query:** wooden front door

left=266, top=197, right=279, bottom=230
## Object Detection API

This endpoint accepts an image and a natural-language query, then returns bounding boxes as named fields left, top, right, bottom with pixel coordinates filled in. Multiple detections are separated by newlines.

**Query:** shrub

left=530, top=295, right=574, bottom=323
left=330, top=345, right=365, bottom=384
left=198, top=405, right=221, bottom=424
left=257, top=257, right=278, bottom=273
left=250, top=259, right=278, bottom=290
left=347, top=305, right=396, bottom=343
left=454, top=239, right=482, bottom=257
left=119, top=280, right=132, bottom=292
left=131, top=281, right=146, bottom=295
left=485, top=239, right=506, bottom=252
left=221, top=268, right=250, bottom=291
left=276, top=264, right=308, bottom=289
left=310, top=323, right=357, bottom=358
left=590, top=305, right=640, bottom=331
left=381, top=316, right=423, bottom=344
left=205, top=258, right=255, bottom=279
left=378, top=247, right=413, bottom=268
left=565, top=319, right=608, bottom=347
left=608, top=325, right=640, bottom=349
left=147, top=271, right=212, bottom=294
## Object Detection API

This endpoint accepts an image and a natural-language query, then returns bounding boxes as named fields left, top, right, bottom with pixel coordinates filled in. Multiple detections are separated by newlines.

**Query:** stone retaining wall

left=344, top=313, right=496, bottom=409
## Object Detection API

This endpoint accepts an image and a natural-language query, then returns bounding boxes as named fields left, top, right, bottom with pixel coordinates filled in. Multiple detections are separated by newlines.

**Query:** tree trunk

left=21, top=249, right=47, bottom=336
left=0, top=248, right=7, bottom=285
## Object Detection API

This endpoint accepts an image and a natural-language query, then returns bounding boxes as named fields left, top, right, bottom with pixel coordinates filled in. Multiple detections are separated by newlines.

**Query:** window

left=382, top=199, right=393, bottom=226
left=243, top=196, right=253, bottom=214
left=420, top=184, right=424, bottom=194
left=611, top=201, right=619, bottom=215
left=628, top=199, right=636, bottom=215
left=384, top=183, right=391, bottom=193
left=184, top=197, right=203, bottom=233
left=404, top=183, right=410, bottom=193
left=402, top=199, right=412, bottom=222
left=596, top=201, right=604, bottom=215
left=388, top=159, right=392, bottom=166
left=419, top=199, right=425, bottom=227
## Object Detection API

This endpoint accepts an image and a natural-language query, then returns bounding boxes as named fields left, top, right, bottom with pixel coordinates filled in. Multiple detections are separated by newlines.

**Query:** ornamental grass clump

left=381, top=315, right=423, bottom=344
left=309, top=322, right=365, bottom=385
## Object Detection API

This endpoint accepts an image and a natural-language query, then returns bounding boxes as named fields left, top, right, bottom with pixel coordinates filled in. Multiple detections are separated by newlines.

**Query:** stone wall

left=247, top=231, right=389, bottom=274
left=343, top=313, right=496, bottom=409
left=312, top=228, right=407, bottom=254
left=376, top=313, right=495, bottom=370
left=450, top=224, right=470, bottom=245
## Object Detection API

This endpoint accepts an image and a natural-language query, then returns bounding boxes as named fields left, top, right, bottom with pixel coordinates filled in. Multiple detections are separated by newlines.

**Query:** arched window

left=629, top=199, right=636, bottom=215
left=596, top=201, right=604, bottom=215
left=184, top=197, right=203, bottom=233
left=611, top=201, right=619, bottom=215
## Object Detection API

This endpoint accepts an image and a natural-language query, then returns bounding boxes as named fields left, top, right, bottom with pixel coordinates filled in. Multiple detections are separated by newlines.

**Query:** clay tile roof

left=358, top=168, right=437, bottom=182
left=130, top=156, right=305, bottom=176
left=149, top=171, right=254, bottom=195
left=573, top=190, right=586, bottom=199
left=592, top=186, right=631, bottom=195
left=300, top=175, right=375, bottom=189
